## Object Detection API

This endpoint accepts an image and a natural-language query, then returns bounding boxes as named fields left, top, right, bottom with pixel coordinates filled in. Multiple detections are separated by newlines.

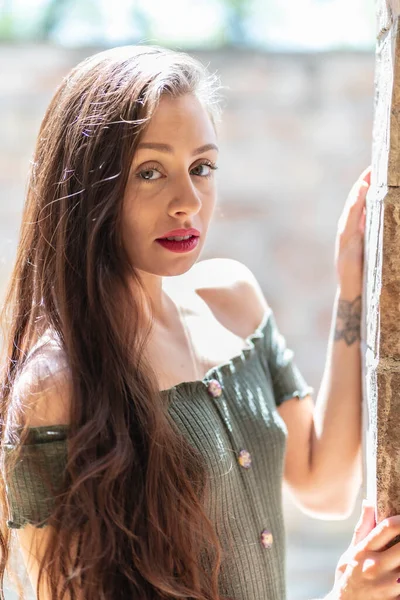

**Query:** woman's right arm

left=16, top=525, right=83, bottom=600
left=9, top=356, right=84, bottom=599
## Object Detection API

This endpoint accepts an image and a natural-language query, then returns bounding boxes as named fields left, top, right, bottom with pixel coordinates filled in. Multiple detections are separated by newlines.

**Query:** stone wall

left=0, top=44, right=375, bottom=599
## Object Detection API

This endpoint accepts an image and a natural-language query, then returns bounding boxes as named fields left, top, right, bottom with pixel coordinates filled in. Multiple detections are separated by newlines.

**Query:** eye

left=191, top=161, right=218, bottom=178
left=138, top=168, right=162, bottom=181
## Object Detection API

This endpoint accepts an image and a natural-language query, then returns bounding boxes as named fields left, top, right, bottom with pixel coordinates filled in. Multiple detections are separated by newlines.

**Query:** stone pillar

left=363, top=0, right=400, bottom=523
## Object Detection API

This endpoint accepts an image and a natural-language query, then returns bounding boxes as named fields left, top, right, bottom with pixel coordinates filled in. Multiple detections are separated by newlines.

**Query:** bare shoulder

left=11, top=335, right=72, bottom=428
left=9, top=338, right=78, bottom=599
left=191, top=258, right=269, bottom=338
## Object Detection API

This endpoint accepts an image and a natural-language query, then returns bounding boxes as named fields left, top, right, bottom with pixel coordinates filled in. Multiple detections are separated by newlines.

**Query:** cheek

left=122, top=187, right=152, bottom=231
left=120, top=199, right=143, bottom=256
left=121, top=200, right=137, bottom=236
left=203, top=187, right=217, bottom=213
left=121, top=194, right=161, bottom=260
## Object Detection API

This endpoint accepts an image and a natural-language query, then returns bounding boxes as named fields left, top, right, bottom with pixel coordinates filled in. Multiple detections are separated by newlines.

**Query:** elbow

left=288, top=474, right=362, bottom=520
left=301, top=494, right=357, bottom=520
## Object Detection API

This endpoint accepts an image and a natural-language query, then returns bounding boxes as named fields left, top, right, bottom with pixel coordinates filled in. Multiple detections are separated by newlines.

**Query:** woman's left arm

left=279, top=167, right=371, bottom=518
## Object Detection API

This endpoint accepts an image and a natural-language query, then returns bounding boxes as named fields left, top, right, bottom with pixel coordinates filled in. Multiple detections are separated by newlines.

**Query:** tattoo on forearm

left=334, top=295, right=362, bottom=346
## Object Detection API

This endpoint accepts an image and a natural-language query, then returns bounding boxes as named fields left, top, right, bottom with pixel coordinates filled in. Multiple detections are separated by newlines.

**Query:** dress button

left=237, top=449, right=252, bottom=469
left=207, top=379, right=223, bottom=398
left=260, top=529, right=273, bottom=549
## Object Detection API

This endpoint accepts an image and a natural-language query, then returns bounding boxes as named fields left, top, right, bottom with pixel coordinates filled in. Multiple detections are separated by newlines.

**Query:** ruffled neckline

left=159, top=307, right=271, bottom=398
left=12, top=308, right=272, bottom=436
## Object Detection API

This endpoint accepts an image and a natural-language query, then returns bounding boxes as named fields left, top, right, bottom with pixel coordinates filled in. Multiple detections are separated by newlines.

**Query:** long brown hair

left=0, top=45, right=225, bottom=599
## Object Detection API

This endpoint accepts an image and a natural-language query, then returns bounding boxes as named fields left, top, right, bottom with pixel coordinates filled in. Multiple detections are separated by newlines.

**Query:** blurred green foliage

left=0, top=0, right=254, bottom=45
left=38, top=0, right=71, bottom=39
left=219, top=0, right=252, bottom=45
left=0, top=0, right=374, bottom=50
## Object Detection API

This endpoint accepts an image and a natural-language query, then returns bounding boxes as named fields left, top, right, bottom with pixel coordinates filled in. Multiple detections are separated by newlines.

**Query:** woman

left=0, top=44, right=392, bottom=600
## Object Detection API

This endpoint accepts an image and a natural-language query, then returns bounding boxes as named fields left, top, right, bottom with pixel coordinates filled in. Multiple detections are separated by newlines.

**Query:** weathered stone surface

left=364, top=2, right=400, bottom=522
left=381, top=193, right=400, bottom=280
left=363, top=365, right=378, bottom=503
left=376, top=370, right=400, bottom=521
left=380, top=198, right=400, bottom=359
left=379, top=280, right=400, bottom=359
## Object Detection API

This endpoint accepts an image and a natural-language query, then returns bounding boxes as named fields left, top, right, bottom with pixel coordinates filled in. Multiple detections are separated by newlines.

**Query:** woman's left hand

left=335, top=166, right=371, bottom=296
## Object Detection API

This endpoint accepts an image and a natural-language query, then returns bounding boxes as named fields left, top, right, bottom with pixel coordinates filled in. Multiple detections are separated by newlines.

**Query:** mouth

left=155, top=235, right=200, bottom=254
left=160, top=234, right=194, bottom=241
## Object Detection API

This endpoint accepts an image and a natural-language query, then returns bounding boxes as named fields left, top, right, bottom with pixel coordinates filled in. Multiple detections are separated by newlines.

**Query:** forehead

left=141, top=94, right=217, bottom=145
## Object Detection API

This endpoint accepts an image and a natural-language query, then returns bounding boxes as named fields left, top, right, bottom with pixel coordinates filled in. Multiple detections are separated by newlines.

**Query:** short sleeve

left=2, top=425, right=69, bottom=529
left=260, top=309, right=314, bottom=406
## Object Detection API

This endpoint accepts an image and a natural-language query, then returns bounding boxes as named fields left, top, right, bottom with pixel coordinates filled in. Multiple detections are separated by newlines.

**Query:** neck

left=133, top=268, right=176, bottom=328
left=131, top=268, right=203, bottom=381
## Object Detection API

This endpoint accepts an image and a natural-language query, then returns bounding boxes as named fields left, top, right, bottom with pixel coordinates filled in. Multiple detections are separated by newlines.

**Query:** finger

left=352, top=180, right=369, bottom=205
left=339, top=181, right=369, bottom=234
left=345, top=177, right=369, bottom=212
left=379, top=538, right=400, bottom=571
left=363, top=515, right=400, bottom=552
left=359, top=165, right=371, bottom=185
left=351, top=500, right=376, bottom=546
left=377, top=570, right=400, bottom=598
left=359, top=207, right=367, bottom=235
left=347, top=173, right=370, bottom=209
left=353, top=181, right=369, bottom=212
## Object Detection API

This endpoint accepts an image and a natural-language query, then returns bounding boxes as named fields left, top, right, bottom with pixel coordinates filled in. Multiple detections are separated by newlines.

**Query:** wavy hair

left=0, top=45, right=226, bottom=599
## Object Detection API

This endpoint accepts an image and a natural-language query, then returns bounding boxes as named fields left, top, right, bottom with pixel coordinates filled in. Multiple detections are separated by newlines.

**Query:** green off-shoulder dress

left=3, top=307, right=313, bottom=600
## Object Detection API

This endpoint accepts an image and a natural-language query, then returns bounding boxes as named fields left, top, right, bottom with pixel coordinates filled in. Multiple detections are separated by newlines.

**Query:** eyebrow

left=136, top=142, right=219, bottom=156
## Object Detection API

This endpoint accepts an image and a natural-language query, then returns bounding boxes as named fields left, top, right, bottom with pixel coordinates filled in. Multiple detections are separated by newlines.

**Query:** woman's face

left=122, top=93, right=218, bottom=277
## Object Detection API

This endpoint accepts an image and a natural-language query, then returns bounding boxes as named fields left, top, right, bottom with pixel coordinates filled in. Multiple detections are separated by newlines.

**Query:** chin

left=163, top=261, right=198, bottom=278
left=138, top=256, right=199, bottom=278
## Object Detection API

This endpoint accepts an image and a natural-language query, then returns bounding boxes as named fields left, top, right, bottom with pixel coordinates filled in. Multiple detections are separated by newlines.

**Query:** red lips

left=158, top=227, right=200, bottom=239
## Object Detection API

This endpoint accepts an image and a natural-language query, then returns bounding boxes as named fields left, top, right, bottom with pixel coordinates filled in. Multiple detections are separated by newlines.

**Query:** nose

left=168, top=174, right=202, bottom=217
